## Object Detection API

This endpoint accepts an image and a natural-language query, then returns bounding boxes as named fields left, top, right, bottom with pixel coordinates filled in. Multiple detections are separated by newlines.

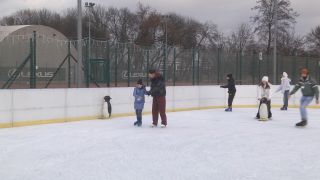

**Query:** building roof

left=0, top=25, right=68, bottom=42
left=0, top=25, right=30, bottom=41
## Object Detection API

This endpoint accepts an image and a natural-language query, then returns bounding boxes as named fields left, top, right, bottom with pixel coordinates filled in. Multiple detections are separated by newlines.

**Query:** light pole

left=161, top=15, right=168, bottom=80
left=77, top=0, right=83, bottom=87
left=273, top=0, right=278, bottom=84
left=85, top=2, right=95, bottom=61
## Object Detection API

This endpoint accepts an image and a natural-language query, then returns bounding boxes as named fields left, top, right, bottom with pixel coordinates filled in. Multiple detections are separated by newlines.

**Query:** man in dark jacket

left=147, top=70, right=167, bottom=128
left=220, top=74, right=236, bottom=112
left=289, top=68, right=319, bottom=127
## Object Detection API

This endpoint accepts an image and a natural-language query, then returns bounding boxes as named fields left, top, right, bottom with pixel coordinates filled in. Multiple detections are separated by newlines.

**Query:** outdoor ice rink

left=1, top=108, right=320, bottom=180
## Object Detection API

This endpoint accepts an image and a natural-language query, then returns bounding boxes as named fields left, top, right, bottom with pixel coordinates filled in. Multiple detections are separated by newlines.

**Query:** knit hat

left=282, top=72, right=288, bottom=77
left=262, top=76, right=269, bottom=82
left=104, top=96, right=112, bottom=101
left=300, top=68, right=309, bottom=75
left=227, top=74, right=233, bottom=78
left=137, top=79, right=143, bottom=85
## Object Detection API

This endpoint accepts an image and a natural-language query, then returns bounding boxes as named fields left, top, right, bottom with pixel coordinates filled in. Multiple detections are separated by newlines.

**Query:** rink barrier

left=1, top=104, right=319, bottom=128
left=0, top=85, right=319, bottom=128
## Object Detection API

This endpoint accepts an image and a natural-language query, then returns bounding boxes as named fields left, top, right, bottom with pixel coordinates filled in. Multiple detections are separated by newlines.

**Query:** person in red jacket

left=147, top=70, right=167, bottom=128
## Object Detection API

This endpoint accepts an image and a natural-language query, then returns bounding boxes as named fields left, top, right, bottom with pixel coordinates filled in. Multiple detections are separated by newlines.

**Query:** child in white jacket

left=275, top=72, right=291, bottom=110
left=256, top=76, right=272, bottom=119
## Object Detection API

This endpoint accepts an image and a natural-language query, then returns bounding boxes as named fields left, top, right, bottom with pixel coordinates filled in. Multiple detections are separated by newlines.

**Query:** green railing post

left=173, top=48, right=176, bottom=86
left=127, top=44, right=131, bottom=87
left=251, top=52, right=255, bottom=84
left=29, top=37, right=34, bottom=88
left=192, top=48, right=195, bottom=85
left=217, top=48, right=221, bottom=84
left=163, top=46, right=167, bottom=81
left=86, top=39, right=90, bottom=87
left=292, top=56, right=296, bottom=84
left=239, top=50, right=242, bottom=85
left=146, top=49, right=150, bottom=86
left=115, top=45, right=118, bottom=87
left=197, top=49, right=200, bottom=85
left=30, top=31, right=37, bottom=89
left=68, top=41, right=71, bottom=88
left=107, top=41, right=110, bottom=87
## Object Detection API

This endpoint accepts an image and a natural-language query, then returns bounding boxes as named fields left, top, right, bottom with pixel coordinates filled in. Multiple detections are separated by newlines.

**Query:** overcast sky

left=1, top=0, right=319, bottom=35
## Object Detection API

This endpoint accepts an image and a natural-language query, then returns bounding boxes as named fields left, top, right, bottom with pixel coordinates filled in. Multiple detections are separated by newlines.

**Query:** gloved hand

left=146, top=91, right=151, bottom=96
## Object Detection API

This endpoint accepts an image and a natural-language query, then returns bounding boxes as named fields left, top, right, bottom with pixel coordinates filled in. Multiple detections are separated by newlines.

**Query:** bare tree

left=251, top=0, right=299, bottom=54
left=306, top=25, right=320, bottom=56
left=227, top=23, right=253, bottom=53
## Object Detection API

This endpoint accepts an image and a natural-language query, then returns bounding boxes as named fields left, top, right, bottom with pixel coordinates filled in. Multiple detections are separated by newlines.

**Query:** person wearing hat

left=147, top=70, right=167, bottom=128
left=289, top=68, right=319, bottom=127
left=133, top=79, right=148, bottom=127
left=275, top=72, right=291, bottom=110
left=103, top=96, right=112, bottom=118
left=256, top=76, right=272, bottom=119
left=220, top=74, right=236, bottom=112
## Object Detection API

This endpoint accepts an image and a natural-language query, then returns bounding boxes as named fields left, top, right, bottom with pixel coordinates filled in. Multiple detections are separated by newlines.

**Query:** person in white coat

left=256, top=76, right=272, bottom=119
left=275, top=72, right=291, bottom=110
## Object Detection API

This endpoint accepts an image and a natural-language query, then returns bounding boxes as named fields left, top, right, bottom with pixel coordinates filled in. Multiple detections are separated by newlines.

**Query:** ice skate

left=296, top=120, right=307, bottom=127
left=225, top=108, right=232, bottom=112
left=150, top=124, right=157, bottom=128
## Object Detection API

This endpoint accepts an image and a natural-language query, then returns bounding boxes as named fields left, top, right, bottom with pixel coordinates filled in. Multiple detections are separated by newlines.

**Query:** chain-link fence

left=1, top=34, right=320, bottom=89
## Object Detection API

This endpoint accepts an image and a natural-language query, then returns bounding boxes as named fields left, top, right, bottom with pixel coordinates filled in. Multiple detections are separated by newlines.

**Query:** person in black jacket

left=220, top=74, right=236, bottom=112
left=147, top=70, right=167, bottom=128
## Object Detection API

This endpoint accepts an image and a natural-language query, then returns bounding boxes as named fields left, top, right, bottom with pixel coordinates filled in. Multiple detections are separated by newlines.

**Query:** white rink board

left=0, top=85, right=310, bottom=125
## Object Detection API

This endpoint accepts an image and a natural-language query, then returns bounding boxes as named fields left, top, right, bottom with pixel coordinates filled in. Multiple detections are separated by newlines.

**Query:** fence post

left=197, top=49, right=200, bottom=85
left=163, top=46, right=167, bottom=81
left=30, top=31, right=37, bottom=89
left=292, top=56, right=296, bottom=84
left=107, top=41, right=110, bottom=87
left=192, top=48, right=195, bottom=85
left=85, top=38, right=90, bottom=87
left=29, top=37, right=33, bottom=88
left=127, top=44, right=131, bottom=87
left=146, top=49, right=150, bottom=86
left=115, top=44, right=118, bottom=87
left=251, top=52, right=255, bottom=84
left=217, top=48, right=221, bottom=84
left=173, top=48, right=176, bottom=86
left=239, top=50, right=242, bottom=85
left=68, top=41, right=71, bottom=88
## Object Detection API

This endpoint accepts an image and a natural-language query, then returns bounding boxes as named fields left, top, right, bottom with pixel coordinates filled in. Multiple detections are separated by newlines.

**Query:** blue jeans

left=300, top=96, right=314, bottom=120
left=283, top=90, right=289, bottom=108
left=135, top=109, right=143, bottom=125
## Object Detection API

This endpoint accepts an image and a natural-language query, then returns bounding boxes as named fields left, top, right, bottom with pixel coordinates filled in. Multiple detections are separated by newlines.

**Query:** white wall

left=0, top=85, right=307, bottom=127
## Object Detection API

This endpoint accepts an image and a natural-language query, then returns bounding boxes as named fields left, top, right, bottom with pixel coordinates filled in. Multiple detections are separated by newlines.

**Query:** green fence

left=1, top=34, right=320, bottom=89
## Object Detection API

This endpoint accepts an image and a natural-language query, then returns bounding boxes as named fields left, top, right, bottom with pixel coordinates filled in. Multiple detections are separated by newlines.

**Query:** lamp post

left=273, top=0, right=278, bottom=84
left=77, top=0, right=83, bottom=87
left=85, top=2, right=95, bottom=61
left=161, top=15, right=168, bottom=80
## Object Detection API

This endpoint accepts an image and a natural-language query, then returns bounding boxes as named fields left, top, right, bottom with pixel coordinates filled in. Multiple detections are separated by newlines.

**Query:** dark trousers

left=283, top=90, right=289, bottom=108
left=228, top=92, right=236, bottom=107
left=135, top=109, right=142, bottom=124
left=152, top=96, right=167, bottom=126
left=256, top=100, right=272, bottom=118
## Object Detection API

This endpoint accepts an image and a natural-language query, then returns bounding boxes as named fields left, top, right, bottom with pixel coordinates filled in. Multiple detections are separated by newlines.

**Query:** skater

left=275, top=72, right=291, bottom=110
left=220, top=74, right=236, bottom=112
left=147, top=70, right=167, bottom=128
left=289, top=68, right=319, bottom=127
left=103, top=96, right=112, bottom=118
left=133, top=79, right=147, bottom=127
left=256, top=76, right=272, bottom=119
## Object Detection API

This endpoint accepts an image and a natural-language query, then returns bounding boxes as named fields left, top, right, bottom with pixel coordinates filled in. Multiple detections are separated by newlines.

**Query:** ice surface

left=1, top=108, right=320, bottom=180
